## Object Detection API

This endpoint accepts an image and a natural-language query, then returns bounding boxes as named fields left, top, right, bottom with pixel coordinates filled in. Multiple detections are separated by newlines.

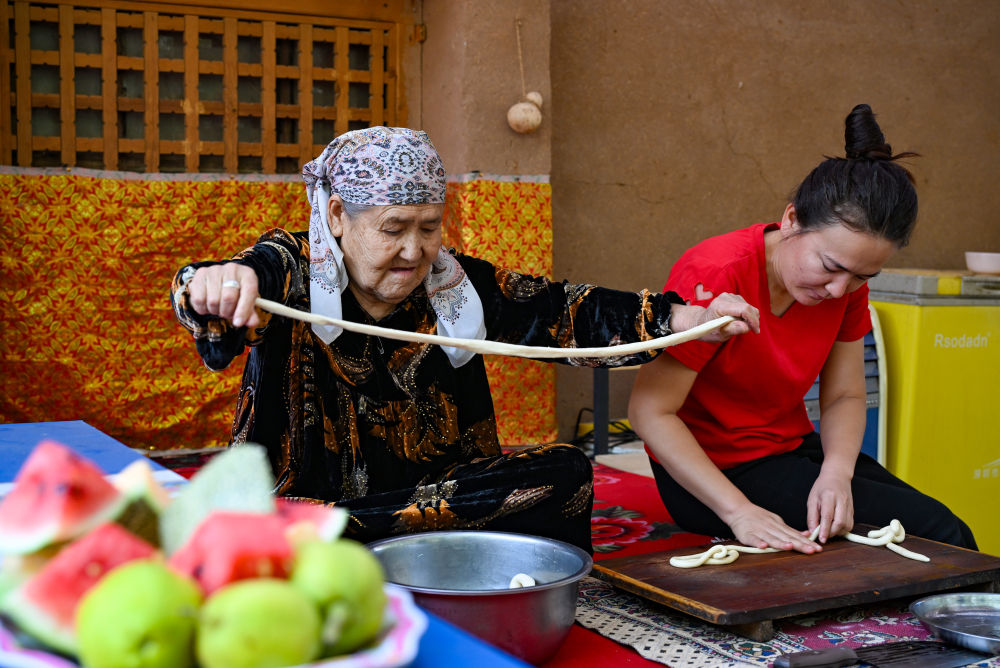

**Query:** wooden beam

left=370, top=25, right=384, bottom=128
left=183, top=13, right=198, bottom=171
left=298, top=23, right=312, bottom=167
left=222, top=16, right=237, bottom=172
left=24, top=1, right=404, bottom=27
left=144, top=10, right=159, bottom=170
left=334, top=25, right=349, bottom=137
left=101, top=7, right=117, bottom=168
left=14, top=1, right=32, bottom=165
left=385, top=24, right=398, bottom=126
left=260, top=20, right=275, bottom=173
left=59, top=4, right=76, bottom=164
left=0, top=1, right=12, bottom=163
left=143, top=0, right=410, bottom=24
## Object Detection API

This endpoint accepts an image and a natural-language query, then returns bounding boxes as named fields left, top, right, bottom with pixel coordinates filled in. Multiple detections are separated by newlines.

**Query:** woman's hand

left=725, top=503, right=822, bottom=554
left=806, top=470, right=855, bottom=544
left=810, top=338, right=864, bottom=543
left=186, top=263, right=261, bottom=328
left=670, top=293, right=760, bottom=342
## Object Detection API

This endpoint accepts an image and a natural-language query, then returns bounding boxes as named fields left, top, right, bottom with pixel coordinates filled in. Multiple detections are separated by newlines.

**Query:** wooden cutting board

left=591, top=527, right=1000, bottom=641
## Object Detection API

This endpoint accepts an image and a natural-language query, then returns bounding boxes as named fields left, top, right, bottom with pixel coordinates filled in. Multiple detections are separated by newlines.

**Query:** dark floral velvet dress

left=171, top=229, right=683, bottom=552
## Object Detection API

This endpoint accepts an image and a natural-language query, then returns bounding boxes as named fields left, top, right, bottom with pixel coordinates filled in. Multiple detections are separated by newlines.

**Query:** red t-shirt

left=659, top=222, right=871, bottom=469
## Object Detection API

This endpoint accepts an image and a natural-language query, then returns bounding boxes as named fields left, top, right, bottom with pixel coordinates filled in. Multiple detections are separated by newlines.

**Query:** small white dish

left=965, top=251, right=1000, bottom=275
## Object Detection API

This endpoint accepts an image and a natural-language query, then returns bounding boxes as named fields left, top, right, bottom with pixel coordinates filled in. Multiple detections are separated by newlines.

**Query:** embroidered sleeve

left=170, top=228, right=308, bottom=370
left=457, top=253, right=683, bottom=367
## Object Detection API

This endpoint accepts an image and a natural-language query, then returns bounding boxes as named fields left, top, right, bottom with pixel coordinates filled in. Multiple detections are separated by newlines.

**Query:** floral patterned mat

left=586, top=463, right=1000, bottom=667
left=575, top=577, right=1000, bottom=667
left=591, top=463, right=709, bottom=558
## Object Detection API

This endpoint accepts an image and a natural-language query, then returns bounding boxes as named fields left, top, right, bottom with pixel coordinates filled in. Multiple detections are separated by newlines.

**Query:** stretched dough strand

left=254, top=298, right=735, bottom=360
left=669, top=521, right=929, bottom=568
left=669, top=527, right=821, bottom=568
left=669, top=543, right=776, bottom=568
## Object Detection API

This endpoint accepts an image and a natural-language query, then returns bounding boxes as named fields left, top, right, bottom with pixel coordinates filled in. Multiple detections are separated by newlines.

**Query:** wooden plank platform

left=591, top=528, right=1000, bottom=641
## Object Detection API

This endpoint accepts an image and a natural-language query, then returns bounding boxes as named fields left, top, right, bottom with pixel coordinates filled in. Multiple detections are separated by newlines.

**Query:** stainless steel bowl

left=910, top=592, right=1000, bottom=655
left=367, top=531, right=592, bottom=665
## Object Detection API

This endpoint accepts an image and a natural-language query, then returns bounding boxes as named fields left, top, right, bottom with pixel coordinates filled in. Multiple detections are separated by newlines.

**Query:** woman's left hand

left=806, top=471, right=855, bottom=544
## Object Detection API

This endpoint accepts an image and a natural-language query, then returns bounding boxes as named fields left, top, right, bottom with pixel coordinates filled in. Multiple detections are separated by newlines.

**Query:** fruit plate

left=0, top=583, right=427, bottom=668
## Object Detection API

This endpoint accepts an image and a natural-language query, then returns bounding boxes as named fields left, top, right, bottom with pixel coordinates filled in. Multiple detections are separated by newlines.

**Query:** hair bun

left=845, top=103, right=893, bottom=160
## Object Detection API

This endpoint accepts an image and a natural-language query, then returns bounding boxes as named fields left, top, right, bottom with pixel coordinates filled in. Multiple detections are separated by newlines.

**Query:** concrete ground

left=593, top=441, right=653, bottom=478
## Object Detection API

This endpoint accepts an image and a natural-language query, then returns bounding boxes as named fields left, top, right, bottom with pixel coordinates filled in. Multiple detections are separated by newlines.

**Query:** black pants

left=339, top=444, right=595, bottom=554
left=650, top=432, right=977, bottom=550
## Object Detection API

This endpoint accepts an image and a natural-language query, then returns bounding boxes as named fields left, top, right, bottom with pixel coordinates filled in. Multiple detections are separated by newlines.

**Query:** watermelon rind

left=111, top=460, right=171, bottom=510
left=0, top=442, right=127, bottom=556
left=110, top=460, right=172, bottom=547
left=0, top=584, right=77, bottom=656
left=0, top=500, right=125, bottom=556
left=160, top=444, right=276, bottom=556
left=0, top=524, right=157, bottom=656
left=0, top=544, right=65, bottom=606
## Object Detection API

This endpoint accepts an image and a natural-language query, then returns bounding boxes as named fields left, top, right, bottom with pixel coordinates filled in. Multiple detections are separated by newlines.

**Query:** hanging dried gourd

left=507, top=19, right=543, bottom=134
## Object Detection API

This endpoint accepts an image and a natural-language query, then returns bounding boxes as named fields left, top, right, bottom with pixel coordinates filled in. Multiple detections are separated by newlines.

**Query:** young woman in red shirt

left=629, top=104, right=976, bottom=553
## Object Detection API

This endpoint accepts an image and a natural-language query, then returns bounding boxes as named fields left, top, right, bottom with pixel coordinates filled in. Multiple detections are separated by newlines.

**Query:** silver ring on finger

left=221, top=280, right=240, bottom=289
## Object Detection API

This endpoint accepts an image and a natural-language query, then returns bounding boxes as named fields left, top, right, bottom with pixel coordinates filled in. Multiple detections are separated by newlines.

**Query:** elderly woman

left=171, top=126, right=758, bottom=552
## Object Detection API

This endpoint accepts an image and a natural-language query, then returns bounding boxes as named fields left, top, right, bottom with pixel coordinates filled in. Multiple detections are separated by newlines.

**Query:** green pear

left=196, top=578, right=321, bottom=668
left=290, top=539, right=387, bottom=656
left=76, top=559, right=202, bottom=668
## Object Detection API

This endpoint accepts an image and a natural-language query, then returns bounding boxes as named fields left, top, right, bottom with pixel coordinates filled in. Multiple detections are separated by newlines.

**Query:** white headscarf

left=301, top=126, right=486, bottom=367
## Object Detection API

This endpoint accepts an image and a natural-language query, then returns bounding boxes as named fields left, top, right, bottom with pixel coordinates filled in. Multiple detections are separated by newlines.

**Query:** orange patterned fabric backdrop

left=0, top=168, right=556, bottom=450
left=444, top=175, right=558, bottom=445
left=0, top=168, right=298, bottom=451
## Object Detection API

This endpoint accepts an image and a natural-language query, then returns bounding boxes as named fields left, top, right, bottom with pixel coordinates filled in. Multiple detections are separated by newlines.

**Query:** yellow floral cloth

left=0, top=168, right=558, bottom=450
left=445, top=176, right=558, bottom=444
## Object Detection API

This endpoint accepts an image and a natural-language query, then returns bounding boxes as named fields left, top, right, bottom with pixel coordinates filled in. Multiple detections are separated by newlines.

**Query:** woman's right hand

left=669, top=293, right=760, bottom=342
left=725, top=503, right=821, bottom=554
left=185, top=263, right=261, bottom=328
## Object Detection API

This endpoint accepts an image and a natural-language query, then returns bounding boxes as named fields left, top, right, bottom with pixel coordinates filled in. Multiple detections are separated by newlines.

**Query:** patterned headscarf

left=302, top=126, right=446, bottom=206
left=301, top=126, right=485, bottom=367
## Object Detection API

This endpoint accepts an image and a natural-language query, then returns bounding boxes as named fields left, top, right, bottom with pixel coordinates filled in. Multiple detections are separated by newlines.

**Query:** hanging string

left=515, top=18, right=527, bottom=99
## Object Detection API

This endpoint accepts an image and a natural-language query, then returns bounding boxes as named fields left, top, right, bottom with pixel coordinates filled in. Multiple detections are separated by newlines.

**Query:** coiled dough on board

left=669, top=521, right=928, bottom=568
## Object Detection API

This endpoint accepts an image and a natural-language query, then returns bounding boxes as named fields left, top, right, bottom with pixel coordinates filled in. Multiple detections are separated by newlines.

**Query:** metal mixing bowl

left=367, top=531, right=593, bottom=665
left=911, top=592, right=1000, bottom=655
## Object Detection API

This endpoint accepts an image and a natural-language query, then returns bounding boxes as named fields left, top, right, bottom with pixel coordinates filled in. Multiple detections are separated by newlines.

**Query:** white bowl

left=965, top=251, right=1000, bottom=275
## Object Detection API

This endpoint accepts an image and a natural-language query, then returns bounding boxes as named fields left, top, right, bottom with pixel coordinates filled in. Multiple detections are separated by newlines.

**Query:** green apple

left=196, top=578, right=321, bottom=668
left=290, top=539, right=387, bottom=656
left=76, top=559, right=202, bottom=668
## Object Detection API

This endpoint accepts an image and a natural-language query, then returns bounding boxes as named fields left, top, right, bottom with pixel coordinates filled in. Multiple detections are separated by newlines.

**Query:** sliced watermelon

left=159, top=444, right=276, bottom=556
left=0, top=543, right=64, bottom=603
left=0, top=441, right=125, bottom=555
left=168, top=511, right=293, bottom=596
left=276, top=497, right=348, bottom=543
left=0, top=523, right=157, bottom=655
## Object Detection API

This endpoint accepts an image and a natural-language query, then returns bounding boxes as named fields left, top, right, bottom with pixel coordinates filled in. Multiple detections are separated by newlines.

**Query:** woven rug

left=576, top=463, right=1000, bottom=667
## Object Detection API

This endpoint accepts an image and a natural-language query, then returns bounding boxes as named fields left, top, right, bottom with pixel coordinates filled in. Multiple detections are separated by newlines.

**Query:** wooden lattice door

left=1, top=0, right=416, bottom=172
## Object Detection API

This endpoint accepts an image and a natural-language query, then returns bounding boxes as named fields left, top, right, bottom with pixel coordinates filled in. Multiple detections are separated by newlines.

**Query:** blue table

left=0, top=420, right=188, bottom=495
left=0, top=421, right=531, bottom=668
